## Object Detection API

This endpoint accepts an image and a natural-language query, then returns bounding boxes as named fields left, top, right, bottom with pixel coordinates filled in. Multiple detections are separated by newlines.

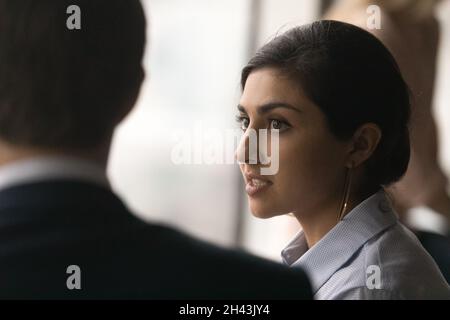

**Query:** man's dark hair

left=0, top=0, right=146, bottom=148
left=242, top=20, right=411, bottom=191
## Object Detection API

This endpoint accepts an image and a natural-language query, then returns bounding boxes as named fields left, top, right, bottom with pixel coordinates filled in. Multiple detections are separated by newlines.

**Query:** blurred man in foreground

left=0, top=0, right=312, bottom=299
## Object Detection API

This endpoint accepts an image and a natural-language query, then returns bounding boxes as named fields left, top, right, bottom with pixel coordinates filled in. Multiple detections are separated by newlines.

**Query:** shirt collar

left=0, top=156, right=109, bottom=192
left=281, top=190, right=398, bottom=293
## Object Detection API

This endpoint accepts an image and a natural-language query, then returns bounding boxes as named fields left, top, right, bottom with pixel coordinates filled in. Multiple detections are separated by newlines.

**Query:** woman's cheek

left=281, top=138, right=327, bottom=187
left=277, top=139, right=311, bottom=185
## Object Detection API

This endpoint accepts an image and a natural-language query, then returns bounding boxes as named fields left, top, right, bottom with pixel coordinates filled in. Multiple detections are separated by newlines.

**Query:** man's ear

left=346, top=123, right=382, bottom=168
left=116, top=66, right=146, bottom=125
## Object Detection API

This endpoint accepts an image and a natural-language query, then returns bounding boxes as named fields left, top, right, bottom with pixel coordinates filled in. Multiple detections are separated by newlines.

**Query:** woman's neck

left=294, top=189, right=373, bottom=249
left=297, top=211, right=339, bottom=249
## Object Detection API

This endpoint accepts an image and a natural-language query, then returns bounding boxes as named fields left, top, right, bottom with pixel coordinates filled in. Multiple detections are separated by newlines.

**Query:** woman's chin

left=250, top=210, right=275, bottom=219
left=249, top=203, right=287, bottom=219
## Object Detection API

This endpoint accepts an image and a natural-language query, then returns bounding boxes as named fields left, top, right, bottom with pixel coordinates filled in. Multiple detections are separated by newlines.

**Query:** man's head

left=0, top=0, right=146, bottom=154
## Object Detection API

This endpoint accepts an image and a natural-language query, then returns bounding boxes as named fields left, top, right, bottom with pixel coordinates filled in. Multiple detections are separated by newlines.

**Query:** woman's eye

left=269, top=119, right=289, bottom=131
left=236, top=116, right=250, bottom=131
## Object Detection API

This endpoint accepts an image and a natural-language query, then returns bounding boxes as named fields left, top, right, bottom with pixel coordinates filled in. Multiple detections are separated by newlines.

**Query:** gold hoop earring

left=338, top=167, right=353, bottom=221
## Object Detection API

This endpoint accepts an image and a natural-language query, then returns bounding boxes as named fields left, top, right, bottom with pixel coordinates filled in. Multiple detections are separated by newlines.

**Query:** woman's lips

left=245, top=176, right=273, bottom=197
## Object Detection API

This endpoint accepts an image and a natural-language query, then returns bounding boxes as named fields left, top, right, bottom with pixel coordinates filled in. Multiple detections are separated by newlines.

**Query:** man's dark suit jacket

left=0, top=180, right=312, bottom=299
left=416, top=230, right=450, bottom=284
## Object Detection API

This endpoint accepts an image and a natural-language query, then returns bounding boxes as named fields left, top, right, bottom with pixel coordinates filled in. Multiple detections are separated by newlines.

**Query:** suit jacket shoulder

left=0, top=180, right=312, bottom=299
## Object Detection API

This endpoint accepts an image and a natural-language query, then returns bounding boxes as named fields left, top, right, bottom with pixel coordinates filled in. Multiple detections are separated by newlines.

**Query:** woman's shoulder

left=359, top=222, right=450, bottom=299
left=319, top=221, right=449, bottom=299
left=364, top=221, right=436, bottom=266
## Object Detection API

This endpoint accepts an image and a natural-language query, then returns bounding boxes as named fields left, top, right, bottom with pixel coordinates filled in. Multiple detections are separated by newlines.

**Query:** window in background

left=435, top=0, right=450, bottom=178
left=108, top=0, right=252, bottom=247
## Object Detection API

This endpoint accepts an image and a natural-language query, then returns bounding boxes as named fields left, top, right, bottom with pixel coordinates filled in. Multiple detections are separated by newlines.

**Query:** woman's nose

left=235, top=128, right=259, bottom=164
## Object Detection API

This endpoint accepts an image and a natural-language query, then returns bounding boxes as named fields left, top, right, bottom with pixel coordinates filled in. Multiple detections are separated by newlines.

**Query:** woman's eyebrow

left=237, top=102, right=301, bottom=114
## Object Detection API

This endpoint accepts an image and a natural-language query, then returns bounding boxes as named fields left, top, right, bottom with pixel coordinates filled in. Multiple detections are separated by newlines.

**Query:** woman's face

left=237, top=67, right=349, bottom=219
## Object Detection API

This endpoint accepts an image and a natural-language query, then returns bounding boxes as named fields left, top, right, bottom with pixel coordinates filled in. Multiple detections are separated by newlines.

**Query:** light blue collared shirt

left=281, top=191, right=450, bottom=300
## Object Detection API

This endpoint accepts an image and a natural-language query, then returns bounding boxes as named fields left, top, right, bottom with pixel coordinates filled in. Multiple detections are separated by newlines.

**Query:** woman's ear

left=347, top=123, right=382, bottom=168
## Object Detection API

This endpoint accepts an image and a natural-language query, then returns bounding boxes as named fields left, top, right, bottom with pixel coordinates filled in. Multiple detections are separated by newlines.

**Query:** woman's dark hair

left=241, top=20, right=411, bottom=190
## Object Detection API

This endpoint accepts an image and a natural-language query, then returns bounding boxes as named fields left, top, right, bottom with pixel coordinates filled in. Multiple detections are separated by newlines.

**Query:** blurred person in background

left=0, top=0, right=312, bottom=299
left=236, top=20, right=450, bottom=299
left=326, top=0, right=450, bottom=283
